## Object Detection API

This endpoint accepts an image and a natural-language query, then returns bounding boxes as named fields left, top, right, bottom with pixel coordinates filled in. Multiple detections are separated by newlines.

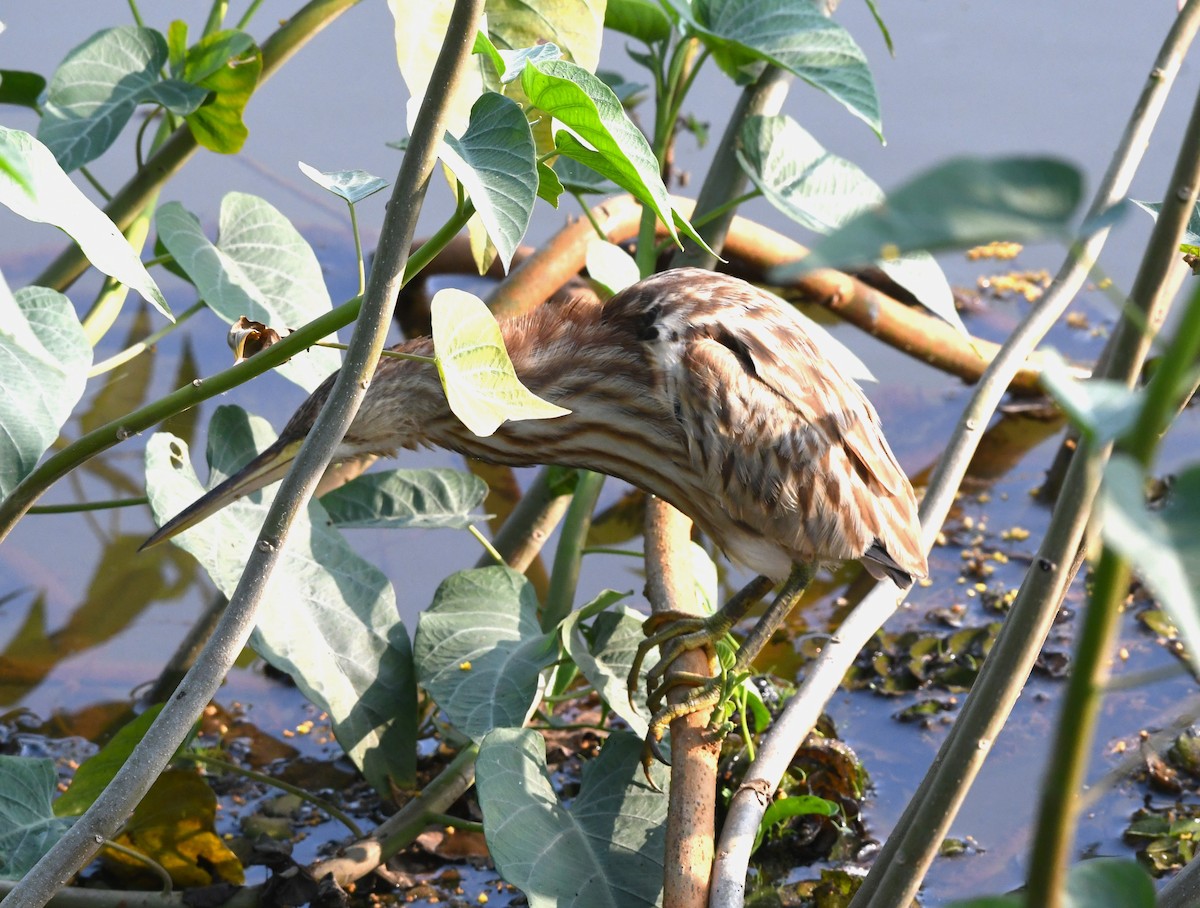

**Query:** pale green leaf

left=1040, top=351, right=1142, bottom=444
left=414, top=567, right=558, bottom=740
left=0, top=757, right=74, bottom=880
left=155, top=195, right=339, bottom=391
left=487, top=0, right=606, bottom=73
left=144, top=408, right=417, bottom=791
left=431, top=287, right=570, bottom=437
left=522, top=59, right=712, bottom=254
left=605, top=0, right=673, bottom=42
left=778, top=156, right=1084, bottom=278
left=497, top=43, right=564, bottom=83
left=476, top=729, right=668, bottom=907
left=562, top=599, right=653, bottom=737
left=389, top=0, right=483, bottom=134
left=0, top=281, right=92, bottom=499
left=320, top=468, right=489, bottom=529
left=585, top=240, right=640, bottom=294
left=0, top=127, right=169, bottom=317
left=739, top=114, right=962, bottom=335
left=441, top=92, right=538, bottom=272
left=298, top=161, right=388, bottom=204
left=1099, top=457, right=1200, bottom=677
left=1063, top=858, right=1155, bottom=908
left=38, top=26, right=205, bottom=171
left=683, top=0, right=881, bottom=136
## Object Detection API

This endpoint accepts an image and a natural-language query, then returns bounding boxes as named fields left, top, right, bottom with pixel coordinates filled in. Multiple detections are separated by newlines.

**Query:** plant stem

left=28, top=497, right=148, bottom=515
left=671, top=66, right=790, bottom=271
left=844, top=7, right=1200, bottom=906
left=89, top=302, right=205, bottom=376
left=0, top=186, right=474, bottom=538
left=541, top=470, right=605, bottom=631
left=349, top=201, right=366, bottom=296
left=184, top=753, right=364, bottom=837
left=1026, top=273, right=1200, bottom=904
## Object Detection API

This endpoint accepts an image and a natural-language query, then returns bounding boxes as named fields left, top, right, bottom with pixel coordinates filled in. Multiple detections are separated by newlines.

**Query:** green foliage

left=298, top=162, right=388, bottom=204
left=39, top=27, right=206, bottom=172
left=441, top=92, right=539, bottom=271
left=144, top=407, right=418, bottom=792
left=1098, top=459, right=1200, bottom=674
left=476, top=729, right=669, bottom=908
left=674, top=0, right=882, bottom=136
left=155, top=194, right=340, bottom=391
left=174, top=28, right=261, bottom=154
left=319, top=468, right=489, bottom=530
left=415, top=567, right=559, bottom=741
left=738, top=113, right=963, bottom=335
left=0, top=69, right=47, bottom=109
left=781, top=156, right=1085, bottom=278
left=105, top=770, right=243, bottom=887
left=1133, top=198, right=1200, bottom=255
left=521, top=59, right=711, bottom=252
left=754, top=795, right=840, bottom=852
left=606, top=0, right=673, bottom=42
left=0, top=126, right=169, bottom=317
left=54, top=706, right=179, bottom=817
left=0, top=757, right=75, bottom=880
left=561, top=595, right=654, bottom=737
left=0, top=281, right=91, bottom=499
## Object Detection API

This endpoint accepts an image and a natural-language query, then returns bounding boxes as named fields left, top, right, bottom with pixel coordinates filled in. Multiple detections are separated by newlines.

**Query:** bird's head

left=140, top=351, right=441, bottom=551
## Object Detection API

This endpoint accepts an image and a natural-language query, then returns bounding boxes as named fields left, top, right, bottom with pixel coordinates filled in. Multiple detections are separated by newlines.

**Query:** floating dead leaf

left=977, top=269, right=1051, bottom=302
left=104, top=769, right=243, bottom=888
left=416, top=826, right=490, bottom=859
left=966, top=241, right=1022, bottom=260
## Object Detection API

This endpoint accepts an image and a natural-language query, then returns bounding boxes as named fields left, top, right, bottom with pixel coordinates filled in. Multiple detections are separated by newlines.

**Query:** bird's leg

left=637, top=562, right=816, bottom=772
left=628, top=574, right=775, bottom=705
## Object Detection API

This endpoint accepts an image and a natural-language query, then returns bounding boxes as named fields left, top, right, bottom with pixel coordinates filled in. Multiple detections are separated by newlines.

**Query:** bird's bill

left=139, top=438, right=304, bottom=551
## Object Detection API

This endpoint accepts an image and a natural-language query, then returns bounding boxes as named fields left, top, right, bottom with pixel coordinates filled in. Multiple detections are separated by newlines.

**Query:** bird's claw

left=639, top=676, right=728, bottom=785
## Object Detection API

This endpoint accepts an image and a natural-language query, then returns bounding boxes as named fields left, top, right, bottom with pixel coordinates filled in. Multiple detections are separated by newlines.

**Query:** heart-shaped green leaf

left=739, top=114, right=961, bottom=334
left=476, top=729, right=668, bottom=906
left=0, top=127, right=169, bottom=318
left=777, top=156, right=1084, bottom=279
left=683, top=0, right=881, bottom=137
left=1099, top=457, right=1200, bottom=676
left=320, top=468, right=489, bottom=529
left=0, top=281, right=92, bottom=499
left=441, top=92, right=539, bottom=272
left=298, top=162, right=388, bottom=204
left=145, top=407, right=417, bottom=792
left=415, top=567, right=558, bottom=741
left=431, top=287, right=570, bottom=437
left=0, top=757, right=75, bottom=880
left=522, top=59, right=711, bottom=255
left=156, top=195, right=339, bottom=391
left=39, top=26, right=207, bottom=171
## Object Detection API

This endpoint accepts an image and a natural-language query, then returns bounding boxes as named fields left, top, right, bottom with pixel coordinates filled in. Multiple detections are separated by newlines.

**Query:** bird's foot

left=628, top=608, right=738, bottom=787
left=627, top=608, right=734, bottom=708
left=639, top=671, right=739, bottom=784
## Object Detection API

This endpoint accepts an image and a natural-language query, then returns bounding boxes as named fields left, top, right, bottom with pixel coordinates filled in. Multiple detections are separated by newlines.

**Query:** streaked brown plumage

left=146, top=268, right=926, bottom=753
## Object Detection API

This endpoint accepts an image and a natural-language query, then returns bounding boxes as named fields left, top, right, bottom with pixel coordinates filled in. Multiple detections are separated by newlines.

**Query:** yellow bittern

left=145, top=268, right=926, bottom=757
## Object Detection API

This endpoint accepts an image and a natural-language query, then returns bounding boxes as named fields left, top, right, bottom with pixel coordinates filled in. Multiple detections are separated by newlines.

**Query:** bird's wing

left=685, top=312, right=908, bottom=501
